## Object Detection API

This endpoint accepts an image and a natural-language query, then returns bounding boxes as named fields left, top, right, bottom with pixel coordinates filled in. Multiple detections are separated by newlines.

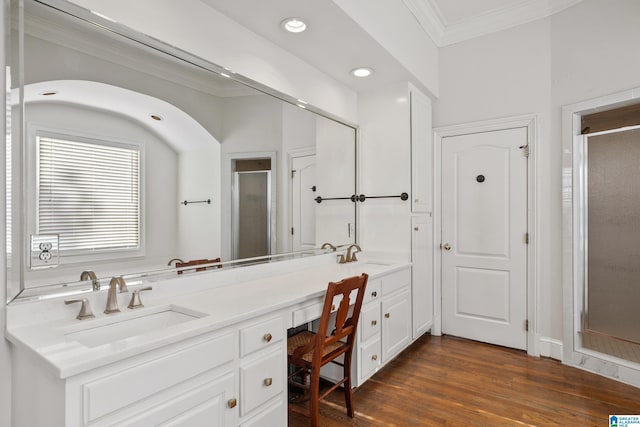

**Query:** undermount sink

left=64, top=306, right=206, bottom=348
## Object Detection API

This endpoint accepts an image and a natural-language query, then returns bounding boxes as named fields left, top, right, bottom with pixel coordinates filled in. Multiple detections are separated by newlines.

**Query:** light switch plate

left=30, top=234, right=59, bottom=269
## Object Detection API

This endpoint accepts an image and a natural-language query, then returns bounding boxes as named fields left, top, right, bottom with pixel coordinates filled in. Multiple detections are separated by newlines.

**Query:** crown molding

left=404, top=0, right=583, bottom=47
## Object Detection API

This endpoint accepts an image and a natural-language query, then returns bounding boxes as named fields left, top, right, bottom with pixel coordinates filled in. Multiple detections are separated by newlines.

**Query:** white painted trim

left=404, top=0, right=583, bottom=47
left=287, top=148, right=316, bottom=253
left=434, top=114, right=539, bottom=356
left=562, top=86, right=640, bottom=388
left=539, top=337, right=563, bottom=360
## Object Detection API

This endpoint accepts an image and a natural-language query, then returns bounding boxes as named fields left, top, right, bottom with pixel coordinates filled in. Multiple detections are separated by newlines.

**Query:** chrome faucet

left=321, top=243, right=336, bottom=252
left=167, top=258, right=184, bottom=267
left=104, top=276, right=128, bottom=314
left=80, top=270, right=100, bottom=291
left=345, top=244, right=362, bottom=263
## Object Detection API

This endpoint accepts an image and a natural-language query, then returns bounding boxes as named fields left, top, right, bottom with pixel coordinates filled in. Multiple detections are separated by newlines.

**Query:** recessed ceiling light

left=297, top=104, right=307, bottom=109
left=297, top=99, right=308, bottom=105
left=351, top=67, right=373, bottom=78
left=40, top=90, right=58, bottom=96
left=150, top=114, right=163, bottom=121
left=281, top=17, right=307, bottom=33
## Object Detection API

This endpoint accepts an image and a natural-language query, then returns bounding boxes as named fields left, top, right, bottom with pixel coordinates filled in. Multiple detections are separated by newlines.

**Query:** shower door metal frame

left=231, top=169, right=273, bottom=260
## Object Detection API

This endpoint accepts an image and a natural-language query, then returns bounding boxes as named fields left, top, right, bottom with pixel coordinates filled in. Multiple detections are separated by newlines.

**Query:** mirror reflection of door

left=232, top=159, right=272, bottom=259
left=291, top=154, right=316, bottom=251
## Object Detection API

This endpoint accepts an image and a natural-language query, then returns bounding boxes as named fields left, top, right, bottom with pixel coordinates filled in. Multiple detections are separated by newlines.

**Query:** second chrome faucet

left=104, top=276, right=128, bottom=314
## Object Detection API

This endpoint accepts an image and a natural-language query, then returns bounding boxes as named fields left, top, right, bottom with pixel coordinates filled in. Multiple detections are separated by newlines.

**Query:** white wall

left=434, top=18, right=554, bottom=339
left=333, top=0, right=439, bottom=98
left=65, top=0, right=358, bottom=124
left=434, top=0, right=640, bottom=345
left=358, top=82, right=412, bottom=255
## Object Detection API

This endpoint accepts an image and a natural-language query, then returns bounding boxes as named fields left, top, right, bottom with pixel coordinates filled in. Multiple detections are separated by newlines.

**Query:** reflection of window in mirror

left=35, top=132, right=141, bottom=258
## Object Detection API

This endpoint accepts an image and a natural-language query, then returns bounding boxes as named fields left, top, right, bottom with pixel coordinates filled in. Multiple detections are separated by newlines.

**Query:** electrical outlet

left=30, top=234, right=59, bottom=269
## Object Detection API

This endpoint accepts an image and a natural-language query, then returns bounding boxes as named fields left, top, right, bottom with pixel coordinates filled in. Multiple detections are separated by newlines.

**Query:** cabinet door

left=381, top=288, right=412, bottom=363
left=410, top=86, right=433, bottom=213
left=412, top=215, right=434, bottom=338
left=121, top=371, right=237, bottom=427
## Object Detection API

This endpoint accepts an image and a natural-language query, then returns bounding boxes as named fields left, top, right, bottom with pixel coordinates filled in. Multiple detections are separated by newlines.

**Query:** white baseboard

left=539, top=337, right=563, bottom=361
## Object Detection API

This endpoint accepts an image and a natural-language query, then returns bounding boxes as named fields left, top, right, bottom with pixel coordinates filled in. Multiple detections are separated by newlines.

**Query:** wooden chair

left=175, top=257, right=221, bottom=275
left=287, top=273, right=369, bottom=426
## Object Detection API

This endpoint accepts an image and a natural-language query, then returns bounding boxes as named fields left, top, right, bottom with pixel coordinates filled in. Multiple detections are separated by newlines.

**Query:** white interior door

left=291, top=154, right=316, bottom=251
left=441, top=127, right=528, bottom=350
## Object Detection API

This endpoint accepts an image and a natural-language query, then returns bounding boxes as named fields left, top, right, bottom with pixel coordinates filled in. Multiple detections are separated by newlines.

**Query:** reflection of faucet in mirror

left=167, top=258, right=185, bottom=267
left=346, top=244, right=362, bottom=263
left=80, top=270, right=100, bottom=291
left=104, top=277, right=128, bottom=314
left=321, top=243, right=336, bottom=252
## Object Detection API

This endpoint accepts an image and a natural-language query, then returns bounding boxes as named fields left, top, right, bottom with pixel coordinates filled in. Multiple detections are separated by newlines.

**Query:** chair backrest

left=314, top=273, right=369, bottom=359
left=176, top=258, right=221, bottom=275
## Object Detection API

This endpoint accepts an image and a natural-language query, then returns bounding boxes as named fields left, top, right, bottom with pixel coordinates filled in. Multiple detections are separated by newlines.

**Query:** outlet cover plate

left=30, top=234, right=60, bottom=269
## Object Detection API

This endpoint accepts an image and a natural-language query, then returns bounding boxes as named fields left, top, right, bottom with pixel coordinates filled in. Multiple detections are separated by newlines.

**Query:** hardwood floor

left=288, top=334, right=640, bottom=426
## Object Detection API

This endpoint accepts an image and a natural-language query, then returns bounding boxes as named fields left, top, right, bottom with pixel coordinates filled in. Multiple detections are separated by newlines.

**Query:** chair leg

left=309, top=366, right=321, bottom=427
left=343, top=351, right=354, bottom=417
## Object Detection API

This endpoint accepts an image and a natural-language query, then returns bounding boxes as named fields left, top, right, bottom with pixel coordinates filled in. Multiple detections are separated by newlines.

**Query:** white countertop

left=6, top=256, right=410, bottom=379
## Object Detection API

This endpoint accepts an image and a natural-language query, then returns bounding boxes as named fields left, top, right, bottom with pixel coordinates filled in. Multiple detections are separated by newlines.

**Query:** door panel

left=291, top=155, right=316, bottom=251
left=442, top=127, right=527, bottom=350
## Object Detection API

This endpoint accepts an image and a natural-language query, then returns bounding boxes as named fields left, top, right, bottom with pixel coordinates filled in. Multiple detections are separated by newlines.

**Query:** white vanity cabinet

left=11, top=312, right=289, bottom=427
left=13, top=331, right=239, bottom=427
left=238, top=315, right=287, bottom=426
left=409, top=83, right=433, bottom=214
left=356, top=266, right=412, bottom=386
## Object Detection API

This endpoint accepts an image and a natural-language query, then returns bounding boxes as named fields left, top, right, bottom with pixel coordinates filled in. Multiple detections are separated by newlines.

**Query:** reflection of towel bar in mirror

left=181, top=199, right=212, bottom=206
left=314, top=192, right=408, bottom=203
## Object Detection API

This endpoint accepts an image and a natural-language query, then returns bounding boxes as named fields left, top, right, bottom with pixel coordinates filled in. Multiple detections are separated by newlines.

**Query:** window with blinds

left=37, top=135, right=141, bottom=254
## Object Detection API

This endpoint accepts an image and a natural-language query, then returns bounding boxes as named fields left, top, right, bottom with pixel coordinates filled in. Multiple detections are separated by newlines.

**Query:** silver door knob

left=443, top=243, right=452, bottom=251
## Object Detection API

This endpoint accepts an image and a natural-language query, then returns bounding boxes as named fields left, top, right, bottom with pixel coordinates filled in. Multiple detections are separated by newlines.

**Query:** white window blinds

left=37, top=135, right=141, bottom=253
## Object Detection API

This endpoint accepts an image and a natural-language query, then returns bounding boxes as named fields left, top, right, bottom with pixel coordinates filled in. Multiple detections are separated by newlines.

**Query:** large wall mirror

left=6, top=0, right=357, bottom=301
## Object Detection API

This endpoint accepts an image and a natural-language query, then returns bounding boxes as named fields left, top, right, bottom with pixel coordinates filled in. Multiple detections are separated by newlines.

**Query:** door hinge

left=519, top=144, right=530, bottom=158
left=525, top=319, right=529, bottom=331
left=291, top=227, right=294, bottom=235
left=524, top=232, right=529, bottom=244
left=291, top=170, right=296, bottom=178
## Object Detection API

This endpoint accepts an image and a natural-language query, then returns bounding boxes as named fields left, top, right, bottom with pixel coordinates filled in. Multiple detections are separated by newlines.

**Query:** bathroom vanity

left=7, top=255, right=417, bottom=426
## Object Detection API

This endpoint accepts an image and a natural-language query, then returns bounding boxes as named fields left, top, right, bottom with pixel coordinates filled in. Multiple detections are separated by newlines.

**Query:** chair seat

left=288, top=331, right=346, bottom=364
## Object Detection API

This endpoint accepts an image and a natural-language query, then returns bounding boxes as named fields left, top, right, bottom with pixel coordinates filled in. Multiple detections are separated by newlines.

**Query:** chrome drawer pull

left=263, top=333, right=273, bottom=342
left=227, top=398, right=237, bottom=409
left=264, top=378, right=273, bottom=387
left=371, top=354, right=378, bottom=361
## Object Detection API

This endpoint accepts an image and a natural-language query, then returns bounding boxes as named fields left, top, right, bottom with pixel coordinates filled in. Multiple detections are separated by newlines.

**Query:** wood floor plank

left=288, top=334, right=640, bottom=426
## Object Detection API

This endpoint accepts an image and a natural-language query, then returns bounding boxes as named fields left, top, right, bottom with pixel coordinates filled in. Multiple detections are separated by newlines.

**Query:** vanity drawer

left=363, top=279, right=381, bottom=305
left=359, top=337, right=381, bottom=380
left=83, top=332, right=234, bottom=423
left=240, top=348, right=284, bottom=416
left=360, top=303, right=381, bottom=342
left=240, top=399, right=284, bottom=427
left=240, top=316, right=284, bottom=357
left=381, top=268, right=411, bottom=296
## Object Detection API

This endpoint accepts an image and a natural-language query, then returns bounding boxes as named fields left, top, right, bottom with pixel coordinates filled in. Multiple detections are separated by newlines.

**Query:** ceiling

left=403, top=0, right=583, bottom=46
left=199, top=0, right=416, bottom=93
left=199, top=0, right=583, bottom=94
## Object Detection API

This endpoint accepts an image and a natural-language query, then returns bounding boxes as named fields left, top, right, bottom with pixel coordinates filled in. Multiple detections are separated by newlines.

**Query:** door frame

left=434, top=114, right=538, bottom=356
left=287, top=147, right=316, bottom=252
